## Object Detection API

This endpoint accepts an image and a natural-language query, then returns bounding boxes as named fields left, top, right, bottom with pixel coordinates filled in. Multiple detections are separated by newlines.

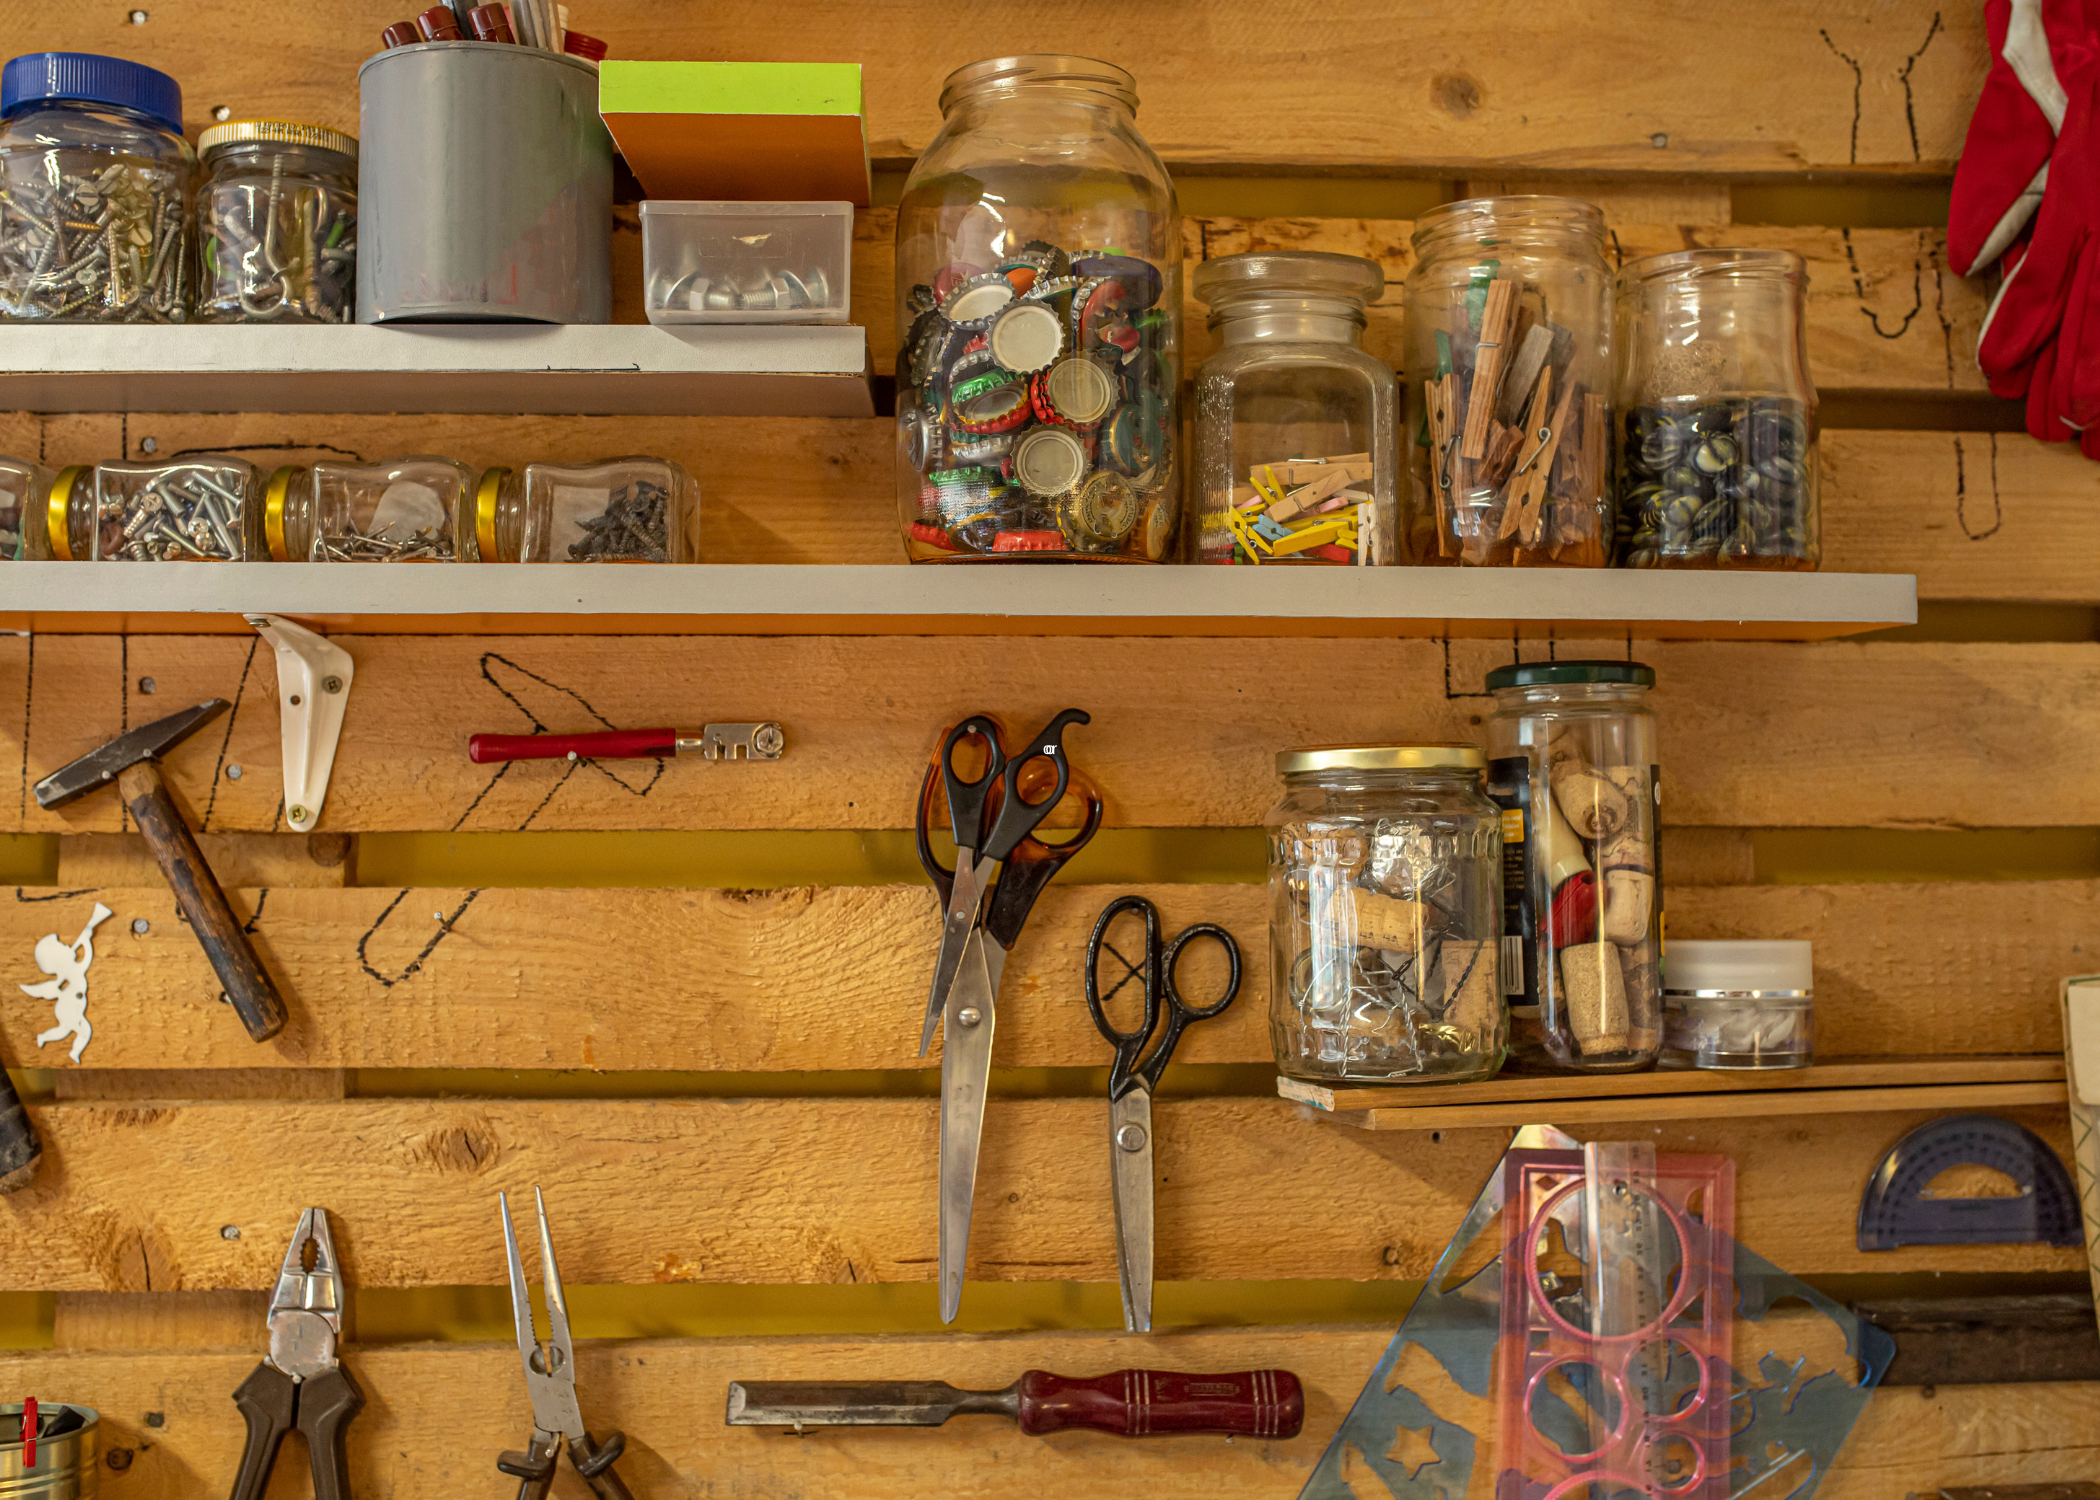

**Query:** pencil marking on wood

left=356, top=887, right=484, bottom=989
left=196, top=635, right=260, bottom=833
left=453, top=652, right=670, bottom=833
left=1841, top=228, right=1925, bottom=340
left=1899, top=13, right=1945, bottom=162
left=14, top=634, right=30, bottom=824
left=12, top=887, right=97, bottom=905
left=1820, top=30, right=1863, bottom=164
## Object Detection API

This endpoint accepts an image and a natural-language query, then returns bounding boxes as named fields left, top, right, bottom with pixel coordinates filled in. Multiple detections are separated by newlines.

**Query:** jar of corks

left=1485, top=661, right=1662, bottom=1071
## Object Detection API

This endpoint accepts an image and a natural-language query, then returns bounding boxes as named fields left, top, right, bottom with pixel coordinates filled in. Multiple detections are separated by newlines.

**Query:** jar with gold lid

left=267, top=455, right=472, bottom=561
left=472, top=457, right=698, bottom=563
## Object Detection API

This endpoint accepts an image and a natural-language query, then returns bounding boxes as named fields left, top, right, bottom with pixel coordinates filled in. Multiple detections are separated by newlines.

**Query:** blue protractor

left=1856, top=1113, right=2083, bottom=1250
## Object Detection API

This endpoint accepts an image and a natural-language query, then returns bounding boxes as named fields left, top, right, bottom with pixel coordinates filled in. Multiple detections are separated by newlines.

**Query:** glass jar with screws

left=90, top=456, right=260, bottom=561
left=1400, top=196, right=1614, bottom=566
left=267, top=456, right=472, bottom=562
left=895, top=55, right=1181, bottom=562
left=1615, top=249, right=1819, bottom=569
left=1268, top=744, right=1506, bottom=1083
left=1191, top=251, right=1398, bottom=565
left=195, top=120, right=356, bottom=324
left=0, top=52, right=191, bottom=322
left=1485, top=660, right=1663, bottom=1073
left=472, top=457, right=699, bottom=563
left=0, top=453, right=52, bottom=559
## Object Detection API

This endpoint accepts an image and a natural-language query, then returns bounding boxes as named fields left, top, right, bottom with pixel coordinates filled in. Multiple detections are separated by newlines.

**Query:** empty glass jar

left=267, top=456, right=472, bottom=562
left=1192, top=251, right=1396, bottom=565
left=1268, top=745, right=1506, bottom=1083
left=1401, top=197, right=1613, bottom=566
left=894, top=55, right=1180, bottom=562
left=0, top=53, right=191, bottom=322
left=195, top=120, right=357, bottom=324
left=473, top=457, right=698, bottom=563
left=1615, top=249, right=1819, bottom=569
left=1486, top=661, right=1662, bottom=1072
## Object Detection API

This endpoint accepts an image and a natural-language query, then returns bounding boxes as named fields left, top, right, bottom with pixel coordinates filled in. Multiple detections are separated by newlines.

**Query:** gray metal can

left=0, top=1403, right=98, bottom=1497
left=355, top=41, right=612, bottom=323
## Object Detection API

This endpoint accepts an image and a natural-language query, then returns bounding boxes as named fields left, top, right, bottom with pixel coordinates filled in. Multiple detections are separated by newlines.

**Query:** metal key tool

left=229, top=1208, right=364, bottom=1500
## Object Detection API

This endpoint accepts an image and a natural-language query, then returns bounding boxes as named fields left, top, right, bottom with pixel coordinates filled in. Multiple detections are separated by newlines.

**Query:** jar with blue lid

left=0, top=52, right=191, bottom=322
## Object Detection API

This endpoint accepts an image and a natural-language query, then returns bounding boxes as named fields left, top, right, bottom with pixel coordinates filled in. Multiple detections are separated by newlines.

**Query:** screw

left=106, top=1449, right=134, bottom=1472
left=289, top=805, right=308, bottom=824
left=1651, top=132, right=1669, bottom=149
left=288, top=694, right=302, bottom=707
left=1116, top=1123, right=1147, bottom=1152
left=225, top=764, right=242, bottom=780
left=217, top=991, right=231, bottom=1005
left=212, top=106, right=230, bottom=122
left=219, top=1225, right=239, bottom=1240
left=128, top=8, right=147, bottom=22
left=433, top=911, right=444, bottom=921
left=131, top=918, right=149, bottom=935
left=139, top=436, right=156, bottom=453
left=138, top=676, right=155, bottom=694
left=321, top=675, right=343, bottom=693
left=957, top=1006, right=982, bottom=1028
left=752, top=723, right=785, bottom=756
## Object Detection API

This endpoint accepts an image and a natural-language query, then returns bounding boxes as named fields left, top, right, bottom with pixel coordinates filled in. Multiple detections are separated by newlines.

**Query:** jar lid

left=1192, top=251, right=1383, bottom=311
left=1484, top=659, right=1656, bottom=691
left=1410, top=194, right=1605, bottom=252
left=1622, top=247, right=1806, bottom=286
left=938, top=55, right=1136, bottom=115
left=199, top=119, right=358, bottom=162
left=1276, top=743, right=1485, bottom=774
left=475, top=466, right=512, bottom=561
left=1, top=52, right=181, bottom=134
left=1665, top=939, right=1813, bottom=994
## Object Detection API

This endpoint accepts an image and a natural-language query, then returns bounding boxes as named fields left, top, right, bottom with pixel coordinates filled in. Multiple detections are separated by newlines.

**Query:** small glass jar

left=1663, top=940, right=1814, bottom=1070
left=1485, top=661, right=1662, bottom=1073
left=16, top=463, right=89, bottom=559
left=195, top=121, right=357, bottom=324
left=268, top=456, right=472, bottom=562
left=1268, top=744, right=1506, bottom=1083
left=472, top=456, right=699, bottom=563
left=0, top=53, right=191, bottom=322
left=1191, top=252, right=1397, bottom=566
left=1401, top=197, right=1613, bottom=567
left=1615, top=249, right=1819, bottom=570
left=894, top=55, right=1181, bottom=562
left=0, top=453, right=52, bottom=559
left=90, top=456, right=260, bottom=561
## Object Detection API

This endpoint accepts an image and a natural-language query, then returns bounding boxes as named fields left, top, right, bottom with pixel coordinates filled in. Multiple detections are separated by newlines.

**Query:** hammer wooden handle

left=118, top=760, right=287, bottom=1043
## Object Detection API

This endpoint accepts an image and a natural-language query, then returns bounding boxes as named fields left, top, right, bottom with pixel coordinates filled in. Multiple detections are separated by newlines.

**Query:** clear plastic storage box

left=640, top=201, right=852, bottom=325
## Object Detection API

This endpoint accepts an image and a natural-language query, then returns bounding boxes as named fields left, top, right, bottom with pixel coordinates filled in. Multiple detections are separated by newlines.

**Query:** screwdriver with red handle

left=724, top=1368, right=1304, bottom=1438
left=469, top=722, right=784, bottom=764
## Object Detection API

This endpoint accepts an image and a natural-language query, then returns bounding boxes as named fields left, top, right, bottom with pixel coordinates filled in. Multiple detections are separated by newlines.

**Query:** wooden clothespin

left=1460, top=278, right=1517, bottom=461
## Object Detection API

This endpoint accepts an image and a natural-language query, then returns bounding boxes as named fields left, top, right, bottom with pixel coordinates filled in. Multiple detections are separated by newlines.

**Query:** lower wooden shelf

left=1277, top=1055, right=2070, bottom=1130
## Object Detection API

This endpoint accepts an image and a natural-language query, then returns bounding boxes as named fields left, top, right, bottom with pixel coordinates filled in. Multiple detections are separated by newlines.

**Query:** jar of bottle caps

left=196, top=121, right=357, bottom=324
left=89, top=457, right=259, bottom=561
left=0, top=53, right=191, bottom=322
left=1615, top=249, right=1819, bottom=569
left=1663, top=939, right=1814, bottom=1070
left=0, top=453, right=52, bottom=559
left=894, top=55, right=1180, bottom=562
left=1485, top=661, right=1662, bottom=1072
left=1191, top=251, right=1397, bottom=566
left=472, top=457, right=698, bottom=563
left=266, top=456, right=471, bottom=562
left=1268, top=745, right=1506, bottom=1083
left=1401, top=197, right=1613, bottom=566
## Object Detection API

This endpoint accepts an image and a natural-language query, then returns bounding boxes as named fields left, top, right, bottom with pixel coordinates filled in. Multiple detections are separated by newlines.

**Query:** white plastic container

left=640, top=200, right=852, bottom=325
left=1662, top=939, right=1814, bottom=1070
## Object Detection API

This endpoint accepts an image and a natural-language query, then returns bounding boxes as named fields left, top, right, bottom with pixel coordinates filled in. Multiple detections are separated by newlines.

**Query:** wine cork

left=1442, top=938, right=1502, bottom=1041
left=1551, top=762, right=1632, bottom=841
left=1600, top=870, right=1654, bottom=946
left=1319, top=887, right=1428, bottom=951
left=1561, top=941, right=1630, bottom=1055
left=1619, top=942, right=1662, bottom=1052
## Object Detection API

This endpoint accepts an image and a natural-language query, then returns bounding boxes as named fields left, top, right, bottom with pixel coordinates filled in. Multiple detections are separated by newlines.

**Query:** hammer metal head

left=33, top=699, right=230, bottom=810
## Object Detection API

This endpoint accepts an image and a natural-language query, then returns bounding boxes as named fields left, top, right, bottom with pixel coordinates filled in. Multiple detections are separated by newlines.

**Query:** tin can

left=0, top=1402, right=98, bottom=1497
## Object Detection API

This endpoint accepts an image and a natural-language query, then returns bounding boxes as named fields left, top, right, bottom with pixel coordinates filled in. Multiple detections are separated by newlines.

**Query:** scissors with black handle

left=1086, top=894, right=1243, bottom=1333
left=916, top=708, right=1101, bottom=1323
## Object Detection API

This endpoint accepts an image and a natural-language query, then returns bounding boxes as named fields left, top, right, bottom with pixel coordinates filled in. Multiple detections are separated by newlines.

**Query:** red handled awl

left=469, top=723, right=784, bottom=764
left=725, top=1368, right=1303, bottom=1438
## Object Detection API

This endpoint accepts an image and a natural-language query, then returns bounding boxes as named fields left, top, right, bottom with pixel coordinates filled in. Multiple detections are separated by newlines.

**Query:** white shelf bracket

left=246, top=614, right=355, bottom=833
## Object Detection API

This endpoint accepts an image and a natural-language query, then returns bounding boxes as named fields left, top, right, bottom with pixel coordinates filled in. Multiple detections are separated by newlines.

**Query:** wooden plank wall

left=2, top=2, right=2098, bottom=1494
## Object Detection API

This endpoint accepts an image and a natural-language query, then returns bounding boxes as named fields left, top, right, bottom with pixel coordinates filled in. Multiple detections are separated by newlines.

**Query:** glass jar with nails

left=267, top=456, right=473, bottom=562
left=1614, top=249, right=1819, bottom=569
left=0, top=52, right=192, bottom=323
left=195, top=121, right=357, bottom=324
left=90, top=456, right=261, bottom=561
left=1267, top=744, right=1507, bottom=1083
left=471, top=457, right=699, bottom=563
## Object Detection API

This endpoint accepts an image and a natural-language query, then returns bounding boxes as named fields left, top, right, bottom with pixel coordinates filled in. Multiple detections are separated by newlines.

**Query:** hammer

left=34, top=699, right=288, bottom=1043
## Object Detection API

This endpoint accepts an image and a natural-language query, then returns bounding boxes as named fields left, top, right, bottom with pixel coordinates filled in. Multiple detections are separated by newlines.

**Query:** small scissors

left=916, top=708, right=1103, bottom=1324
left=1085, top=894, right=1242, bottom=1333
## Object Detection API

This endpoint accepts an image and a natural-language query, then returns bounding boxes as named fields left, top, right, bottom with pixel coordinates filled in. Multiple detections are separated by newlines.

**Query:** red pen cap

left=563, top=30, right=608, bottom=61
left=467, top=3, right=514, bottom=41
left=380, top=20, right=421, bottom=46
left=415, top=5, right=464, bottom=39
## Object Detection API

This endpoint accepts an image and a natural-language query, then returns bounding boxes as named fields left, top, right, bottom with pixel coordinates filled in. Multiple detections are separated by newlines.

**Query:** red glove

left=1953, top=0, right=2100, bottom=276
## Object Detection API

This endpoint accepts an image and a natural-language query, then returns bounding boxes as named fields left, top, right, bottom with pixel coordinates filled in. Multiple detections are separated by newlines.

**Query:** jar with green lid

left=1268, top=744, right=1506, bottom=1083
left=1484, top=660, right=1662, bottom=1072
left=472, top=457, right=698, bottom=563
left=267, top=455, right=471, bottom=561
left=196, top=119, right=357, bottom=323
left=1191, top=251, right=1398, bottom=565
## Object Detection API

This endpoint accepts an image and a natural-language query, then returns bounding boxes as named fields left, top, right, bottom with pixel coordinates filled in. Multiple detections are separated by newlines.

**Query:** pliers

left=229, top=1207, right=363, bottom=1500
left=500, top=1185, right=636, bottom=1500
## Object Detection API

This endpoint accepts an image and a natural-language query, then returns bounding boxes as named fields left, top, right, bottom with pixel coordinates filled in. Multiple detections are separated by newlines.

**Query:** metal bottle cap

left=1011, top=426, right=1088, bottom=497
left=986, top=299, right=1064, bottom=373
left=1041, top=356, right=1116, bottom=427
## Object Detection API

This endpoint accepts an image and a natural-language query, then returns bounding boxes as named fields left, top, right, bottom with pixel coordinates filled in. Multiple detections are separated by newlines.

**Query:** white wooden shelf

left=0, top=562, right=1917, bottom=638
left=0, top=323, right=872, bottom=417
